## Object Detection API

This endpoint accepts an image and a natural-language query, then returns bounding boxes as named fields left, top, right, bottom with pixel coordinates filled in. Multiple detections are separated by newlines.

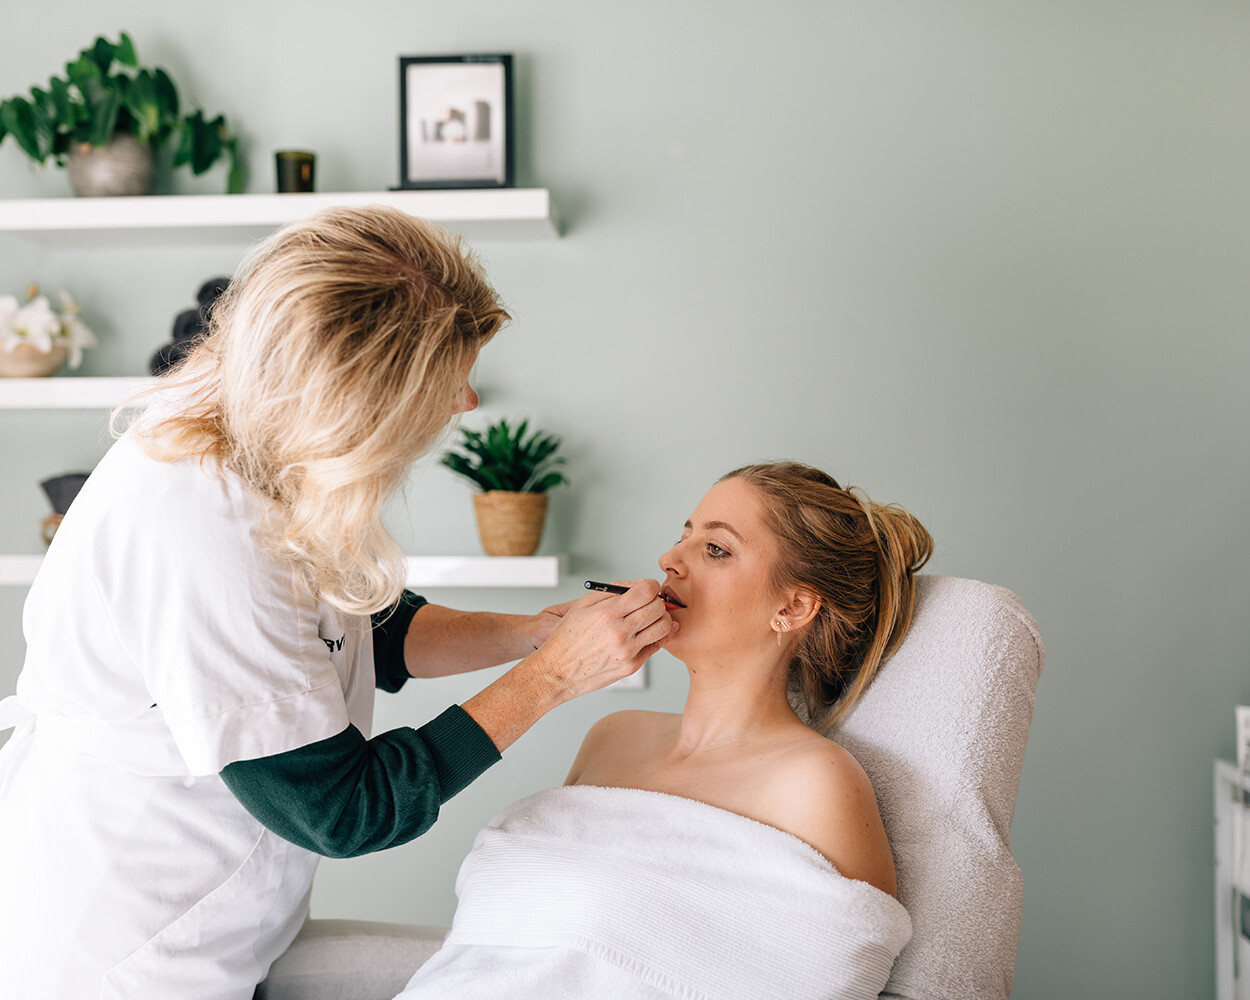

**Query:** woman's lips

left=661, top=588, right=686, bottom=610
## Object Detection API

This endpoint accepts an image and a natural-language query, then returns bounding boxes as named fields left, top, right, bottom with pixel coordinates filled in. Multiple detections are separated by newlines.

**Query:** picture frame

left=397, top=54, right=514, bottom=190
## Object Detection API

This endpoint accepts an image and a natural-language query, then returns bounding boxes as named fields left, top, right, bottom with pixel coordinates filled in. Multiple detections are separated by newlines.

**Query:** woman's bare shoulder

left=592, top=708, right=677, bottom=735
left=764, top=734, right=898, bottom=897
left=582, top=709, right=680, bottom=751
left=564, top=711, right=678, bottom=785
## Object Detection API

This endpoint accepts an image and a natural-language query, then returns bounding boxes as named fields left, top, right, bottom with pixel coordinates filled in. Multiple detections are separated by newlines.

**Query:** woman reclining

left=395, top=460, right=933, bottom=1000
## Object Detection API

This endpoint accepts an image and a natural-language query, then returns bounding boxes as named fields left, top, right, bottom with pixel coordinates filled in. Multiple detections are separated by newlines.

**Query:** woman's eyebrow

left=684, top=519, right=746, bottom=543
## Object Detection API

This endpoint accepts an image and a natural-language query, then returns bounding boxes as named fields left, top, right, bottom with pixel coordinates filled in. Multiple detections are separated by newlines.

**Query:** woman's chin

left=660, top=627, right=693, bottom=662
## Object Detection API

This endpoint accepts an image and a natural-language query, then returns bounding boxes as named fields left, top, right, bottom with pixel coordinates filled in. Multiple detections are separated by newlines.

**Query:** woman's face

left=656, top=476, right=786, bottom=663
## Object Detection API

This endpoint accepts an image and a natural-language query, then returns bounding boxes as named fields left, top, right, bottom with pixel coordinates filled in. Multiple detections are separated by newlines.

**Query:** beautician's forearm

left=460, top=651, right=566, bottom=753
left=221, top=708, right=500, bottom=858
left=404, top=604, right=537, bottom=678
left=458, top=581, right=671, bottom=752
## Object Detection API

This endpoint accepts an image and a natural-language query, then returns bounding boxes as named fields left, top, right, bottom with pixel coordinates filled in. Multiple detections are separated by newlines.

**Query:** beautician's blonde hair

left=721, top=462, right=933, bottom=726
left=123, top=205, right=508, bottom=614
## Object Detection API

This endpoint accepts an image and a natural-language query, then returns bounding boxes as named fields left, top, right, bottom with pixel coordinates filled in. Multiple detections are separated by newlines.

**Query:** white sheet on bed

left=394, top=784, right=912, bottom=1000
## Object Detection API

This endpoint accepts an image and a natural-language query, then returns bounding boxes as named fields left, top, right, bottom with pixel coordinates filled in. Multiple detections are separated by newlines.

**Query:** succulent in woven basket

left=442, top=419, right=568, bottom=555
left=440, top=418, right=568, bottom=494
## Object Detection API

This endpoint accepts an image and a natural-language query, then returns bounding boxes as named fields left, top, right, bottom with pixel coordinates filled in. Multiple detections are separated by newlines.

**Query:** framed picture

left=398, top=54, right=514, bottom=189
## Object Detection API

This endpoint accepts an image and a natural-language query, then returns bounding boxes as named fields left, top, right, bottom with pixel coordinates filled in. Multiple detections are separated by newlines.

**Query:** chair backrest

left=798, top=575, right=1044, bottom=1000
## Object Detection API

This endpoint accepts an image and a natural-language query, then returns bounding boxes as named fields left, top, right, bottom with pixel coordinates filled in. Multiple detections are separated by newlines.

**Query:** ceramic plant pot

left=472, top=492, right=549, bottom=556
left=66, top=134, right=155, bottom=197
left=0, top=343, right=68, bottom=377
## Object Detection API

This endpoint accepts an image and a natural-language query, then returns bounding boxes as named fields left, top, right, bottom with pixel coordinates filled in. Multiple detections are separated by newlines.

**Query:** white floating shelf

left=0, top=556, right=42, bottom=586
left=404, top=555, right=562, bottom=588
left=0, top=554, right=562, bottom=588
left=0, top=189, right=560, bottom=247
left=0, top=376, right=155, bottom=409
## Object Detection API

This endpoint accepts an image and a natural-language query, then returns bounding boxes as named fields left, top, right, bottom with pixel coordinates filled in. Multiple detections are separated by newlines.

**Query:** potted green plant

left=0, top=32, right=243, bottom=196
left=441, top=418, right=569, bottom=556
left=0, top=284, right=97, bottom=377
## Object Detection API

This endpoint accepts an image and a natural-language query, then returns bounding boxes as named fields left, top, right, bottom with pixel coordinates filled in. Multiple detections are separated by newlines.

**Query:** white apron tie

left=0, top=695, right=33, bottom=733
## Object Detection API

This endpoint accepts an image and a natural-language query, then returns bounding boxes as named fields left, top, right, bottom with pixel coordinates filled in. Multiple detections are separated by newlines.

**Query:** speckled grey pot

left=66, top=134, right=155, bottom=197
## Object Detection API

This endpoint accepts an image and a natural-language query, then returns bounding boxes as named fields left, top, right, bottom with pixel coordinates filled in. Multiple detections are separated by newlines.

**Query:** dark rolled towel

left=149, top=340, right=197, bottom=376
left=152, top=276, right=230, bottom=377
left=197, top=276, right=231, bottom=309
left=171, top=308, right=204, bottom=343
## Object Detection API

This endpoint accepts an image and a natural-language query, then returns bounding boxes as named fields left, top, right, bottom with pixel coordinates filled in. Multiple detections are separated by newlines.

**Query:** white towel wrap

left=398, top=784, right=912, bottom=1000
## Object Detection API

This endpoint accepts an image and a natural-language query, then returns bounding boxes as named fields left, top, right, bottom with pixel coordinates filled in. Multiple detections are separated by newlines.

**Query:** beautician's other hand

left=461, top=580, right=676, bottom=753
left=528, top=579, right=676, bottom=699
left=526, top=598, right=577, bottom=651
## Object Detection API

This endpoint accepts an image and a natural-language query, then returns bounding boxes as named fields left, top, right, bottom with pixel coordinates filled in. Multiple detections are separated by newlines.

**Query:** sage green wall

left=2, top=3, right=1247, bottom=997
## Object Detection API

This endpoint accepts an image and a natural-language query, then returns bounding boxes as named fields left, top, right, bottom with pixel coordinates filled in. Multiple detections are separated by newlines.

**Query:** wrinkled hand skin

left=461, top=580, right=678, bottom=754
left=532, top=579, right=676, bottom=699
left=527, top=599, right=576, bottom=650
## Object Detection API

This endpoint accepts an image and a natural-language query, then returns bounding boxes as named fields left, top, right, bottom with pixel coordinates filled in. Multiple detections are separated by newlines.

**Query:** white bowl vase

left=66, top=134, right=155, bottom=197
left=0, top=343, right=69, bottom=378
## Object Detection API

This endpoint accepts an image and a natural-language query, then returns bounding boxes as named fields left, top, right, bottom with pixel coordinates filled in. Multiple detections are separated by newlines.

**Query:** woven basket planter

left=472, top=491, right=549, bottom=556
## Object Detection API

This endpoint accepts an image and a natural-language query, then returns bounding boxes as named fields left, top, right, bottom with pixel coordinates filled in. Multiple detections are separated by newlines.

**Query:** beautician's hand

left=528, top=579, right=676, bottom=699
left=525, top=598, right=577, bottom=651
left=461, top=580, right=676, bottom=753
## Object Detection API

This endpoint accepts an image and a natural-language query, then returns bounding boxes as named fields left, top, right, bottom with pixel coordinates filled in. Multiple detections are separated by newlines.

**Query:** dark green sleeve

left=371, top=590, right=428, bottom=693
left=219, top=705, right=500, bottom=858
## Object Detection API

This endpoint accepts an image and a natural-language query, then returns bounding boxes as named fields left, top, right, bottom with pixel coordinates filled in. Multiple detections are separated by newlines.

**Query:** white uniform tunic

left=0, top=431, right=374, bottom=999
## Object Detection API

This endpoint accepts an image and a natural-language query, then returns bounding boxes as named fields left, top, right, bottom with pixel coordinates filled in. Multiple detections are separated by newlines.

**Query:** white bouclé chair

left=257, top=575, right=1044, bottom=1000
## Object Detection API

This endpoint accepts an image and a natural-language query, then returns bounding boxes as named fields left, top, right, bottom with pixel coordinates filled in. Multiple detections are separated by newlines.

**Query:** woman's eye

left=706, top=543, right=729, bottom=558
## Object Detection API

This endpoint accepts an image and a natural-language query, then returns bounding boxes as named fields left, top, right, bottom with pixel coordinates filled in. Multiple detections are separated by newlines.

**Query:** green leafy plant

left=441, top=418, right=569, bottom=493
left=0, top=32, right=243, bottom=193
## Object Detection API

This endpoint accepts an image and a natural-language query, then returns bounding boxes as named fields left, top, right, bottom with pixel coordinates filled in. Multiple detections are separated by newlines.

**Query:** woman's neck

left=672, top=648, right=798, bottom=756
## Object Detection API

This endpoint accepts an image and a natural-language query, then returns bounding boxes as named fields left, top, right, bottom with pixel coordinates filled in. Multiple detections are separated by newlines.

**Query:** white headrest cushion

left=799, top=575, right=1044, bottom=1000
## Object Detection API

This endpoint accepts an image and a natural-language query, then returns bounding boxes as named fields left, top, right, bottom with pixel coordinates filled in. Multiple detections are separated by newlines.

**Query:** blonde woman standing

left=0, top=207, right=676, bottom=1000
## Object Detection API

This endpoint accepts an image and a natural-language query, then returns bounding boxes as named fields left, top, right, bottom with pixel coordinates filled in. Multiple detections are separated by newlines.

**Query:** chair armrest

left=256, top=919, right=447, bottom=1000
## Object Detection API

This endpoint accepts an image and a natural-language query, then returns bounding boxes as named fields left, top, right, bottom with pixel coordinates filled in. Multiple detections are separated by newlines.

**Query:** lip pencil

left=584, top=580, right=629, bottom=595
left=585, top=580, right=684, bottom=610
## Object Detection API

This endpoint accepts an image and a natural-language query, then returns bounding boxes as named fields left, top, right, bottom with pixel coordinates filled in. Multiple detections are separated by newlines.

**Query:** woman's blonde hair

left=720, top=461, right=933, bottom=726
left=123, top=205, right=509, bottom=614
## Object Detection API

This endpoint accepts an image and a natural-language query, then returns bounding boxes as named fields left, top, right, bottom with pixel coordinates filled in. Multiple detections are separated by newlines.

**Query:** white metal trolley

left=1216, top=759, right=1250, bottom=1000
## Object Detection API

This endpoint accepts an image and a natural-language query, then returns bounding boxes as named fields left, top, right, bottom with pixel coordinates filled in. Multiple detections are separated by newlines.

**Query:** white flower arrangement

left=0, top=284, right=97, bottom=369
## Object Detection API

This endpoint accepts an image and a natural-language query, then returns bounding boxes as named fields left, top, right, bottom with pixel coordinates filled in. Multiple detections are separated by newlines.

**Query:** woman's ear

left=779, top=589, right=821, bottom=631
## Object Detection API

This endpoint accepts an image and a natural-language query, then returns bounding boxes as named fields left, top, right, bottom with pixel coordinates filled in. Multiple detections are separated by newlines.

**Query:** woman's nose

left=452, top=384, right=479, bottom=415
left=658, top=542, right=684, bottom=577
